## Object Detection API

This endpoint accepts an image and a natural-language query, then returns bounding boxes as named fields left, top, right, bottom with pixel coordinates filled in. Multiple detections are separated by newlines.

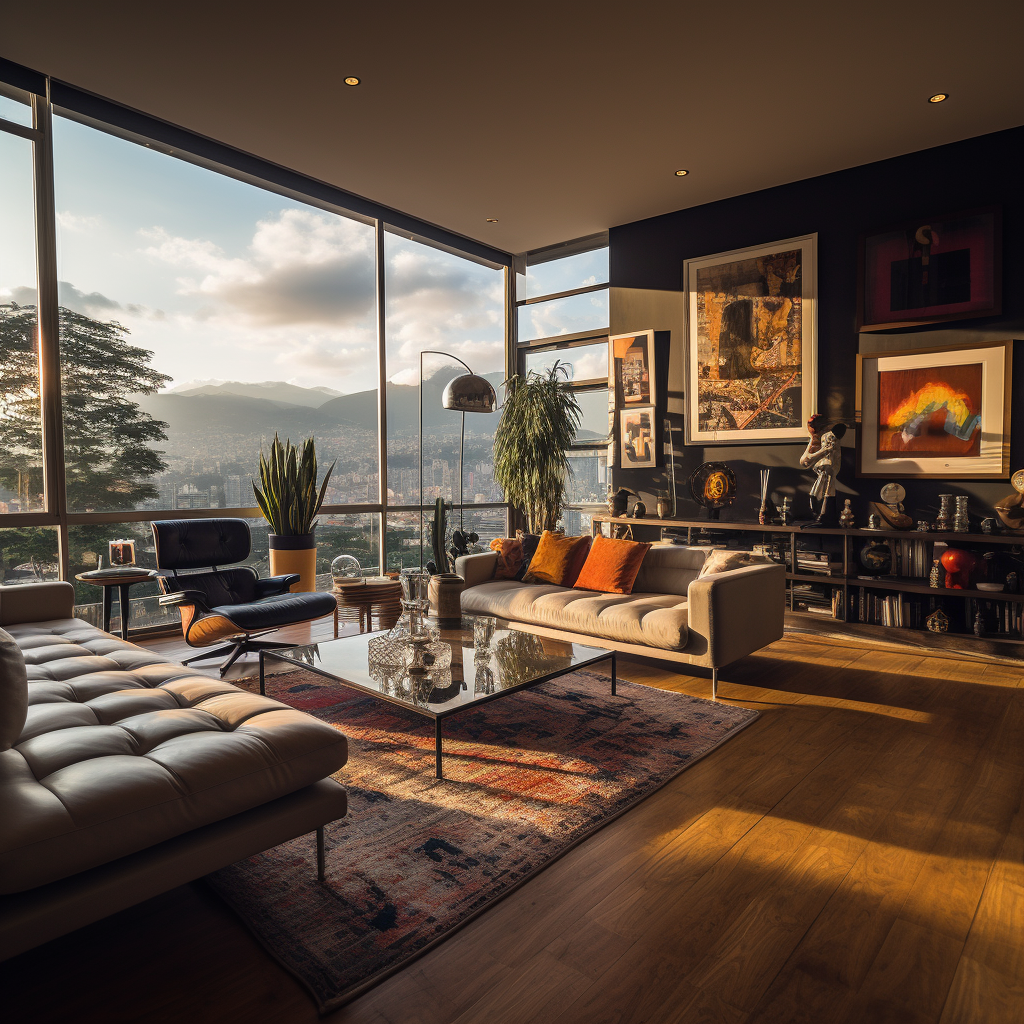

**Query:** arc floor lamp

left=418, top=350, right=498, bottom=570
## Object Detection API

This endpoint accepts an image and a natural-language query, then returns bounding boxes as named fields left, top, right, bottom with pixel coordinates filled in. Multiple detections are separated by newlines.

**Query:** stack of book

left=793, top=549, right=844, bottom=577
left=791, top=582, right=836, bottom=616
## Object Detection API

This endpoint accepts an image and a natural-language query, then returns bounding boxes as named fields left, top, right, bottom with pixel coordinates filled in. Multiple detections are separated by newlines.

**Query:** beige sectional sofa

left=457, top=543, right=785, bottom=694
left=0, top=582, right=348, bottom=962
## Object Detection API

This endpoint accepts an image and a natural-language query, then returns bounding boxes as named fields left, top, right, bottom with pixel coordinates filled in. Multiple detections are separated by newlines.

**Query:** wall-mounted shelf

left=591, top=514, right=1024, bottom=658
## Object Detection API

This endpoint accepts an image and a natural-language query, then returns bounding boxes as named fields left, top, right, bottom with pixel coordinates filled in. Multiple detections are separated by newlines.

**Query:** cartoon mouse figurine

left=799, top=414, right=847, bottom=529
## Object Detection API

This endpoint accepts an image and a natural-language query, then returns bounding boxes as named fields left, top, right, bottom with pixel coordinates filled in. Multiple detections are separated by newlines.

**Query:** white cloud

left=57, top=211, right=101, bottom=233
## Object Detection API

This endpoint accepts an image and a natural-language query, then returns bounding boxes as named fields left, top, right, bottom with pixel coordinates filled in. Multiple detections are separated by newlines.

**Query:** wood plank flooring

left=4, top=622, right=1022, bottom=1024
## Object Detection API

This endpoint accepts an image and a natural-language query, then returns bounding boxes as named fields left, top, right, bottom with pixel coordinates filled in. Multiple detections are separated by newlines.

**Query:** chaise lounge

left=0, top=582, right=348, bottom=962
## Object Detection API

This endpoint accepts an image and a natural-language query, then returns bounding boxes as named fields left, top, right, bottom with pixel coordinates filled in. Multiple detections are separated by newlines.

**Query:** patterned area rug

left=209, top=667, right=759, bottom=1013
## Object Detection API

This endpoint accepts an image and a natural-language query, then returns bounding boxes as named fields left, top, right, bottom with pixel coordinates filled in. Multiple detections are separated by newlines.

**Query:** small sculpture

left=941, top=548, right=976, bottom=589
left=925, top=608, right=950, bottom=633
left=974, top=611, right=985, bottom=636
left=839, top=498, right=855, bottom=528
left=929, top=559, right=942, bottom=588
left=1007, top=571, right=1019, bottom=594
left=656, top=492, right=672, bottom=519
left=631, top=498, right=647, bottom=519
left=778, top=496, right=792, bottom=526
left=866, top=513, right=882, bottom=530
left=934, top=494, right=954, bottom=532
left=994, top=469, right=1024, bottom=532
left=981, top=517, right=996, bottom=535
left=916, top=521, right=931, bottom=532
left=953, top=495, right=970, bottom=533
left=798, top=414, right=847, bottom=528
left=873, top=482, right=913, bottom=530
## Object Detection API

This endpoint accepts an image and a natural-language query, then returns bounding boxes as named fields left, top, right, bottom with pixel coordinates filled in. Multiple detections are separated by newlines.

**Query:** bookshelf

left=590, top=513, right=1024, bottom=659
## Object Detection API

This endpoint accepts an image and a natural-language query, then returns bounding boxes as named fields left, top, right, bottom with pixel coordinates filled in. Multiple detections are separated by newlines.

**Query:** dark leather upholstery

left=152, top=519, right=252, bottom=571
left=0, top=627, right=28, bottom=751
left=212, top=591, right=338, bottom=632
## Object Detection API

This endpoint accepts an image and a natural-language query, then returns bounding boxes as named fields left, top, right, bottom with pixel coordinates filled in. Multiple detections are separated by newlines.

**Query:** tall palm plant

left=494, top=363, right=582, bottom=533
left=253, top=433, right=335, bottom=536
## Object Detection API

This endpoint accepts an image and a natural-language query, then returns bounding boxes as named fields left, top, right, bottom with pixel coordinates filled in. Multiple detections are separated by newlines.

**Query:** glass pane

left=315, top=513, right=381, bottom=585
left=0, top=526, right=59, bottom=585
left=523, top=341, right=607, bottom=383
left=565, top=450, right=609, bottom=506
left=384, top=508, right=507, bottom=573
left=574, top=389, right=611, bottom=442
left=521, top=248, right=608, bottom=299
left=0, top=132, right=45, bottom=514
left=384, top=230, right=505, bottom=507
left=517, top=289, right=608, bottom=343
left=53, top=116, right=378, bottom=515
left=0, top=87, right=32, bottom=129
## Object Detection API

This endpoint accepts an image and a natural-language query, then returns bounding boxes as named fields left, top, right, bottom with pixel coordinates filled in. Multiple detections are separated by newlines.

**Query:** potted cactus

left=253, top=434, right=335, bottom=592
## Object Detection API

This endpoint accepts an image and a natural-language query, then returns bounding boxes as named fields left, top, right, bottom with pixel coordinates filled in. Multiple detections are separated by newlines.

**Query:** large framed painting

left=619, top=406, right=658, bottom=469
left=856, top=341, right=1012, bottom=478
left=684, top=235, right=816, bottom=445
left=609, top=330, right=655, bottom=405
left=858, top=207, right=1001, bottom=331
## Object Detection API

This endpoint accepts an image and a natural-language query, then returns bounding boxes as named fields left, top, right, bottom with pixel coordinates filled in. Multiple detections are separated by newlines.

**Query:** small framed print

left=619, top=405, right=658, bottom=469
left=858, top=207, right=1001, bottom=331
left=609, top=330, right=655, bottom=406
left=856, top=340, right=1012, bottom=479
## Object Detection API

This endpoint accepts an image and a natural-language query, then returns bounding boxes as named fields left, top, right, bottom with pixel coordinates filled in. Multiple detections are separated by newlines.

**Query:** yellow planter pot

left=268, top=536, right=317, bottom=592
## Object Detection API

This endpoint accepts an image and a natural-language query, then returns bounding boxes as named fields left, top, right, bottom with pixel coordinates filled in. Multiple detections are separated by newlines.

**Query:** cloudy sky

left=1, top=115, right=507, bottom=397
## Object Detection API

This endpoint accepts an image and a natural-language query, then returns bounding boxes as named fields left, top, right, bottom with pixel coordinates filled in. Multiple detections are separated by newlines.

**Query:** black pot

left=268, top=528, right=316, bottom=551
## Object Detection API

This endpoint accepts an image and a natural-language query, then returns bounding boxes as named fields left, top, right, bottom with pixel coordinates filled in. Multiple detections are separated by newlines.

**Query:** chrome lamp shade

left=441, top=373, right=497, bottom=414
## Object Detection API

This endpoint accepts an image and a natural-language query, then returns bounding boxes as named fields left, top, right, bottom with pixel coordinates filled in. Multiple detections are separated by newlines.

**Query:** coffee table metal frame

left=259, top=629, right=616, bottom=780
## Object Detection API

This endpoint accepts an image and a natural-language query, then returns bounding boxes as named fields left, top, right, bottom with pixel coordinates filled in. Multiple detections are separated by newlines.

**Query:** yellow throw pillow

left=521, top=531, right=592, bottom=587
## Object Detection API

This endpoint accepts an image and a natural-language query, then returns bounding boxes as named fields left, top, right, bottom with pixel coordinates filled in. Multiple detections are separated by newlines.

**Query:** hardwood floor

left=4, top=622, right=1022, bottom=1023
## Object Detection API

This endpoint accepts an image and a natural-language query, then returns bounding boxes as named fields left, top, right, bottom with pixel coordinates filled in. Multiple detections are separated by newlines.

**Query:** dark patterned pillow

left=515, top=532, right=542, bottom=580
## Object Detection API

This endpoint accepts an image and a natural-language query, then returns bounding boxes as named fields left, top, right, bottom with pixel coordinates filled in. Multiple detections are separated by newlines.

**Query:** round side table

left=75, top=569, right=159, bottom=640
left=333, top=578, right=402, bottom=635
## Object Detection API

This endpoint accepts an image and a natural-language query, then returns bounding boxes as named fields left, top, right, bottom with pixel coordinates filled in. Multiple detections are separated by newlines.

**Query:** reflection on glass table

left=260, top=615, right=615, bottom=779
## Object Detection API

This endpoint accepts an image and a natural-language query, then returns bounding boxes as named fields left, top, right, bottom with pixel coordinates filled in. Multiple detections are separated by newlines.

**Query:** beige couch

left=0, top=582, right=348, bottom=962
left=456, top=544, right=785, bottom=695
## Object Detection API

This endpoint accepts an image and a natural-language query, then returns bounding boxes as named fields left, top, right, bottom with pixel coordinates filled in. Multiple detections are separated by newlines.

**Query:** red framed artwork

left=858, top=207, right=1001, bottom=331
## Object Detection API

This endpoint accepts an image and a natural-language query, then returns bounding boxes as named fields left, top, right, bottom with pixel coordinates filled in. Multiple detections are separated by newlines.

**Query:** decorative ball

left=940, top=548, right=975, bottom=590
left=858, top=539, right=892, bottom=575
left=331, top=554, right=363, bottom=583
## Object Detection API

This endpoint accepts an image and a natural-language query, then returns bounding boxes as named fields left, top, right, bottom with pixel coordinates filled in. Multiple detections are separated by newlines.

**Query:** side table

left=75, top=569, right=159, bottom=640
left=333, top=578, right=403, bottom=636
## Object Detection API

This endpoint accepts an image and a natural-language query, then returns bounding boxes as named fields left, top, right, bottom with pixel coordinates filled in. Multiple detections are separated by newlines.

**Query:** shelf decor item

left=684, top=234, right=817, bottom=445
left=929, top=559, right=942, bottom=588
left=935, top=494, right=954, bottom=532
left=689, top=462, right=737, bottom=520
left=858, top=207, right=1001, bottom=331
left=108, top=538, right=136, bottom=566
left=855, top=341, right=1012, bottom=479
left=254, top=433, right=335, bottom=592
left=758, top=470, right=772, bottom=526
left=925, top=608, right=950, bottom=633
left=799, top=415, right=847, bottom=527
left=608, top=330, right=655, bottom=406
left=859, top=538, right=893, bottom=575
left=331, top=554, right=363, bottom=586
left=657, top=492, right=672, bottom=519
left=839, top=499, right=855, bottom=528
left=953, top=495, right=970, bottom=533
left=941, top=548, right=976, bottom=589
left=994, top=470, right=1024, bottom=532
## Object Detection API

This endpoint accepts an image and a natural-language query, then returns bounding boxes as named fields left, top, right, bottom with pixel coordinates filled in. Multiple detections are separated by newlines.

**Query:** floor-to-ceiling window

left=515, top=237, right=610, bottom=534
left=0, top=73, right=510, bottom=634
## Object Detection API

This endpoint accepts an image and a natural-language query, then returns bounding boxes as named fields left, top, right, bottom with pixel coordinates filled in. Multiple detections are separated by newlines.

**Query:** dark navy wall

left=609, top=124, right=1024, bottom=525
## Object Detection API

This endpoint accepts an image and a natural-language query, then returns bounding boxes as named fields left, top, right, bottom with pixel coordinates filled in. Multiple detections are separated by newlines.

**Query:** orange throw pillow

left=521, top=531, right=592, bottom=587
left=489, top=537, right=524, bottom=580
left=574, top=535, right=651, bottom=595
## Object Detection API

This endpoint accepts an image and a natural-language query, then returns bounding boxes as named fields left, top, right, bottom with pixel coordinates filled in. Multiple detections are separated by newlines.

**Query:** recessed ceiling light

left=928, top=92, right=948, bottom=103
left=675, top=169, right=689, bottom=177
left=344, top=76, right=361, bottom=86
left=486, top=218, right=498, bottom=223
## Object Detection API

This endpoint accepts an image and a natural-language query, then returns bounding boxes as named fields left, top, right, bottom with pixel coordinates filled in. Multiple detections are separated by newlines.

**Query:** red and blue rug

left=209, top=667, right=758, bottom=1013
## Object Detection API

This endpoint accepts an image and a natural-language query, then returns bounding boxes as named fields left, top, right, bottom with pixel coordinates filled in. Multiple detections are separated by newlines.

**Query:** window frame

left=0, top=72, right=513, bottom=633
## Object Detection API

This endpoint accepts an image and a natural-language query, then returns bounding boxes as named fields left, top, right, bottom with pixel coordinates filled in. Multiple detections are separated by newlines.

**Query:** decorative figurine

left=925, top=608, right=950, bottom=633
left=799, top=414, right=847, bottom=528
left=934, top=494, right=953, bottom=532
left=778, top=496, right=792, bottom=526
left=941, top=548, right=976, bottom=589
left=866, top=513, right=882, bottom=530
left=631, top=498, right=647, bottom=519
left=981, top=517, right=997, bottom=535
left=873, top=482, right=913, bottom=530
left=656, top=492, right=672, bottom=519
left=839, top=498, right=855, bottom=528
left=929, top=559, right=942, bottom=588
left=859, top=538, right=893, bottom=575
left=994, top=469, right=1024, bottom=532
left=953, top=495, right=970, bottom=533
left=916, top=520, right=931, bottom=532
left=1007, top=571, right=1019, bottom=594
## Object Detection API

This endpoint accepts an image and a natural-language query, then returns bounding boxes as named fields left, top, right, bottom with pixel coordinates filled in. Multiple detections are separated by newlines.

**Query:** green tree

left=0, top=303, right=170, bottom=588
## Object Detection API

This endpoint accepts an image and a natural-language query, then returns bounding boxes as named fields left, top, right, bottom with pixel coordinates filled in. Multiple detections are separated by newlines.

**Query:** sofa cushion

left=488, top=537, right=525, bottom=580
left=631, top=544, right=710, bottom=595
left=574, top=535, right=651, bottom=595
left=522, top=532, right=591, bottom=587
left=697, top=549, right=770, bottom=577
left=0, top=618, right=348, bottom=894
left=462, top=580, right=689, bottom=651
left=0, top=626, right=28, bottom=752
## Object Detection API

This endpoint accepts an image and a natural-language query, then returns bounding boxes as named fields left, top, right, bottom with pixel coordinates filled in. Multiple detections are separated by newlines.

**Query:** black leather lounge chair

left=152, top=518, right=337, bottom=675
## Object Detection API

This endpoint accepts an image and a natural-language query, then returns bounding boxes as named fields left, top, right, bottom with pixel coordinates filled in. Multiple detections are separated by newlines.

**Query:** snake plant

left=253, top=433, right=335, bottom=536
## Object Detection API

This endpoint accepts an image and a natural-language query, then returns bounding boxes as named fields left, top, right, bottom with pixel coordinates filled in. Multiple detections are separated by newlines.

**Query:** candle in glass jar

left=109, top=539, right=136, bottom=566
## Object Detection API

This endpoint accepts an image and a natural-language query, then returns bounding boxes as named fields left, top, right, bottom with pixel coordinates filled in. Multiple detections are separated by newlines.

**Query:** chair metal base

left=182, top=636, right=297, bottom=676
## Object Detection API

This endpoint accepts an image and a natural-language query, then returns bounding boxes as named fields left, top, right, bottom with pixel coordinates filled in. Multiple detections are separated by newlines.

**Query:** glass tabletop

left=266, top=616, right=612, bottom=718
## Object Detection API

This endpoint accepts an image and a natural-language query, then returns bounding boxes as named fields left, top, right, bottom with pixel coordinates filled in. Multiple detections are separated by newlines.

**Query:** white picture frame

left=608, top=330, right=656, bottom=407
left=684, top=234, right=817, bottom=444
left=619, top=406, right=658, bottom=469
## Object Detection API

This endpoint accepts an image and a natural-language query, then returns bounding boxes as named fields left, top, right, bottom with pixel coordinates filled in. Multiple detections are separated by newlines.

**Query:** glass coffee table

left=259, top=616, right=616, bottom=779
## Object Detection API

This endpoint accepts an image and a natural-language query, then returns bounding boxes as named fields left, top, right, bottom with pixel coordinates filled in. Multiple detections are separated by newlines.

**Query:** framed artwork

left=609, top=330, right=655, bottom=405
left=684, top=234, right=816, bottom=444
left=619, top=406, right=658, bottom=469
left=856, top=341, right=1012, bottom=478
left=858, top=207, right=1001, bottom=331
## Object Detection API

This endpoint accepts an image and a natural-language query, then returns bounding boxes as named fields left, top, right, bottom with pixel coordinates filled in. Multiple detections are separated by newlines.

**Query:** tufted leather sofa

left=0, top=581, right=348, bottom=961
